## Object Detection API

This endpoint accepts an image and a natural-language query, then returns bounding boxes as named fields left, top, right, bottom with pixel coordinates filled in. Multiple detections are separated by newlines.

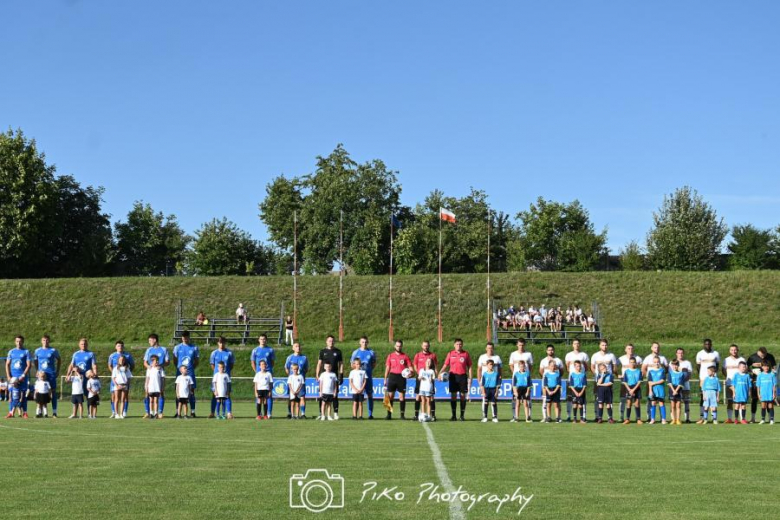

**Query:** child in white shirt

left=174, top=365, right=194, bottom=419
left=253, top=360, right=274, bottom=420
left=349, top=360, right=367, bottom=419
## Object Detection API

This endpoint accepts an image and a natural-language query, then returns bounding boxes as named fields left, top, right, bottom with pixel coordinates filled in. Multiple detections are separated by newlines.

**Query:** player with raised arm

left=508, top=339, right=533, bottom=420
left=108, top=340, right=135, bottom=419
left=695, top=339, right=720, bottom=423
left=251, top=334, right=276, bottom=418
left=384, top=340, right=413, bottom=420
left=285, top=343, right=309, bottom=419
left=412, top=340, right=438, bottom=421
left=143, top=334, right=170, bottom=419
left=316, top=335, right=344, bottom=420
left=209, top=337, right=235, bottom=419
left=564, top=340, right=590, bottom=422
left=590, top=340, right=617, bottom=422
left=172, top=331, right=199, bottom=418
left=618, top=343, right=642, bottom=422
left=440, top=339, right=473, bottom=422
left=351, top=336, right=377, bottom=420
left=722, top=344, right=745, bottom=424
left=540, top=345, right=564, bottom=422
left=34, top=335, right=60, bottom=418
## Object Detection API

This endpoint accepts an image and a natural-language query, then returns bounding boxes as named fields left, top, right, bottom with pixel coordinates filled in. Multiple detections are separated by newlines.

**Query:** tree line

left=2, top=129, right=777, bottom=278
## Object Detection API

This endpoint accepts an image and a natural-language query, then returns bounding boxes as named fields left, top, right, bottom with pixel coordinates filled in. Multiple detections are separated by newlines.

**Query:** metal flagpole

left=339, top=209, right=344, bottom=342
left=293, top=210, right=298, bottom=341
left=389, top=214, right=394, bottom=343
left=487, top=210, right=492, bottom=341
left=438, top=208, right=443, bottom=343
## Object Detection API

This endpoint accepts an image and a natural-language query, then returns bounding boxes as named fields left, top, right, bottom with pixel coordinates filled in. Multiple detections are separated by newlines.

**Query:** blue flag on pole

left=391, top=214, right=402, bottom=229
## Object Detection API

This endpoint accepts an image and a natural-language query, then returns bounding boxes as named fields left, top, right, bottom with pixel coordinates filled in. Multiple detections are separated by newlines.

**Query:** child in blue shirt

left=647, top=356, right=667, bottom=425
left=698, top=365, right=721, bottom=424
left=512, top=360, right=532, bottom=423
left=543, top=360, right=562, bottom=423
left=756, top=361, right=776, bottom=425
left=667, top=359, right=685, bottom=425
left=568, top=360, right=588, bottom=424
left=596, top=363, right=614, bottom=424
left=6, top=378, right=23, bottom=418
left=480, top=360, right=500, bottom=423
left=731, top=361, right=752, bottom=424
left=622, top=358, right=643, bottom=424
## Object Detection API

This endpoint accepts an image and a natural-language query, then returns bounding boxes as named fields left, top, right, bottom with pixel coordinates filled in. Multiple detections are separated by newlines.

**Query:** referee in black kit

left=316, top=335, right=344, bottom=419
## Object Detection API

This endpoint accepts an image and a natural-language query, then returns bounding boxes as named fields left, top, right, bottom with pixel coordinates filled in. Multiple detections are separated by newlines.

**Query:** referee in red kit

left=384, top=340, right=413, bottom=420
left=440, top=338, right=473, bottom=421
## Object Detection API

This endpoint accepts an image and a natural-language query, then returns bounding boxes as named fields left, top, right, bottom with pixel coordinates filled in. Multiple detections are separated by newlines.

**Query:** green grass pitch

left=2, top=402, right=779, bottom=519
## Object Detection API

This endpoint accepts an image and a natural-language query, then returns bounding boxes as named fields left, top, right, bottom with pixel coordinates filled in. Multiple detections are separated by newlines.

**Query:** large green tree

left=0, top=129, right=58, bottom=277
left=646, top=186, right=727, bottom=271
left=727, top=224, right=777, bottom=270
left=259, top=145, right=402, bottom=274
left=114, top=201, right=190, bottom=276
left=515, top=197, right=607, bottom=271
left=189, top=218, right=269, bottom=276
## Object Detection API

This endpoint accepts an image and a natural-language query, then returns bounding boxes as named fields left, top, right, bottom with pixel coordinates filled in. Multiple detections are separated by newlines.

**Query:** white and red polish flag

left=439, top=207, right=456, bottom=224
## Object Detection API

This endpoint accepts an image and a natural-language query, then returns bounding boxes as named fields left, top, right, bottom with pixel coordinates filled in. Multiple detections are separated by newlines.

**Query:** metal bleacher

left=493, top=300, right=604, bottom=345
left=171, top=300, right=284, bottom=346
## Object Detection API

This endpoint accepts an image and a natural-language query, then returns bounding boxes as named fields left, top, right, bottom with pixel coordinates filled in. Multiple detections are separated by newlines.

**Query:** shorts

left=418, top=390, right=433, bottom=397
left=448, top=374, right=469, bottom=395
left=515, top=386, right=529, bottom=401
left=702, top=390, right=718, bottom=409
left=148, top=392, right=161, bottom=398
left=546, top=388, right=560, bottom=403
left=257, top=390, right=270, bottom=398
left=386, top=373, right=407, bottom=395
left=760, top=396, right=775, bottom=404
left=87, top=396, right=100, bottom=407
left=483, top=387, right=497, bottom=403
left=415, top=379, right=435, bottom=396
left=321, top=394, right=334, bottom=403
left=114, top=384, right=128, bottom=392
left=35, top=394, right=51, bottom=405
left=682, top=389, right=691, bottom=402
left=177, top=398, right=189, bottom=405
left=289, top=396, right=300, bottom=404
left=650, top=392, right=665, bottom=403
left=570, top=389, right=586, bottom=405
left=597, top=387, right=613, bottom=405
left=71, top=395, right=84, bottom=405
left=625, top=389, right=642, bottom=401
left=352, top=393, right=365, bottom=403
left=669, top=392, right=682, bottom=402
left=734, top=397, right=748, bottom=404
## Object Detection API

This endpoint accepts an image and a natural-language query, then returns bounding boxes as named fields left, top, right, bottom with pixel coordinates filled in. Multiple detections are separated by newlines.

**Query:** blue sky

left=2, top=1, right=779, bottom=252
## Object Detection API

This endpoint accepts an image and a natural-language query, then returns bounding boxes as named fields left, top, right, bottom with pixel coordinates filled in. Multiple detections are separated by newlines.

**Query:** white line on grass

left=422, top=422, right=466, bottom=520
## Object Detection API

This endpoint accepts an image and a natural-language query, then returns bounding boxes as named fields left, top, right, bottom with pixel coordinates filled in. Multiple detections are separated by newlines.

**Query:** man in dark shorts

left=413, top=341, right=438, bottom=421
left=747, top=347, right=776, bottom=422
left=316, top=335, right=344, bottom=419
left=384, top=340, right=413, bottom=420
left=440, top=338, right=473, bottom=421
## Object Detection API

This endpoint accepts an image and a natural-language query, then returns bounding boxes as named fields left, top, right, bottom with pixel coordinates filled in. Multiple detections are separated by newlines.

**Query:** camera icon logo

left=289, top=469, right=345, bottom=513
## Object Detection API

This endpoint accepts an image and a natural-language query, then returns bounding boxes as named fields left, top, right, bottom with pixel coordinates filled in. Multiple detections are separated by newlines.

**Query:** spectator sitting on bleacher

left=533, top=312, right=544, bottom=331
left=565, top=307, right=574, bottom=324
left=574, top=305, right=583, bottom=325
left=582, top=314, right=596, bottom=332
left=236, top=303, right=247, bottom=324
left=195, top=311, right=208, bottom=326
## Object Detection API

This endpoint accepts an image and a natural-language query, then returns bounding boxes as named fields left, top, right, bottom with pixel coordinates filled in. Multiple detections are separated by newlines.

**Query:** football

left=401, top=368, right=412, bottom=378
left=439, top=371, right=449, bottom=382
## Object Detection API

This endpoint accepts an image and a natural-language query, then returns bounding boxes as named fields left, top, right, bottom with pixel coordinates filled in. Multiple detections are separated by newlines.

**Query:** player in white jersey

left=641, top=343, right=668, bottom=421
left=477, top=343, right=503, bottom=382
left=508, top=340, right=533, bottom=420
left=590, top=340, right=617, bottom=421
left=674, top=348, right=694, bottom=422
left=695, top=339, right=720, bottom=421
left=564, top=340, right=590, bottom=421
left=538, top=344, right=564, bottom=420
left=618, top=344, right=642, bottom=422
left=722, top=344, right=745, bottom=423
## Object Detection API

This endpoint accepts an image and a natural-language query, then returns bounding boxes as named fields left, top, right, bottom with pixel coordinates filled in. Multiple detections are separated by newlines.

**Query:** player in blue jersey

left=647, top=356, right=667, bottom=425
left=173, top=331, right=200, bottom=418
left=108, top=340, right=136, bottom=418
left=667, top=359, right=685, bottom=425
left=209, top=337, right=235, bottom=419
left=543, top=360, right=562, bottom=423
left=568, top=360, right=588, bottom=424
left=622, top=357, right=643, bottom=424
left=251, top=334, right=276, bottom=418
left=595, top=363, right=614, bottom=424
left=698, top=365, right=721, bottom=424
left=34, top=335, right=61, bottom=418
left=731, top=361, right=752, bottom=424
left=143, top=334, right=170, bottom=418
left=67, top=338, right=97, bottom=398
left=756, top=361, right=776, bottom=424
left=351, top=336, right=377, bottom=419
left=480, top=359, right=500, bottom=422
left=5, top=335, right=31, bottom=418
left=512, top=360, right=532, bottom=423
left=285, top=342, right=309, bottom=419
